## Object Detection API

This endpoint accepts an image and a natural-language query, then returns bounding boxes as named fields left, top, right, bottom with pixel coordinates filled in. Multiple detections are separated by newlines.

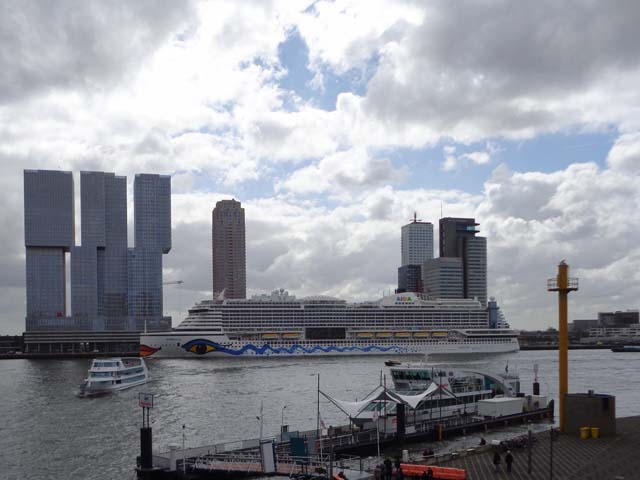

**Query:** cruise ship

left=140, top=290, right=519, bottom=358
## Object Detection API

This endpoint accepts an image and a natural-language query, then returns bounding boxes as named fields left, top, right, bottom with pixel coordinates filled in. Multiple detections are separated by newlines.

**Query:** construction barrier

left=401, top=463, right=466, bottom=480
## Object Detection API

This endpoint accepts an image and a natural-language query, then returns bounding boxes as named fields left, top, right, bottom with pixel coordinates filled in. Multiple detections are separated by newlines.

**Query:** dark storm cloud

left=0, top=0, right=195, bottom=103
left=364, top=0, right=640, bottom=136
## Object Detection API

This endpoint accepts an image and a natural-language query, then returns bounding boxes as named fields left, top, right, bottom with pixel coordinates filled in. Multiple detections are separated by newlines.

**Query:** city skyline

left=2, top=1, right=640, bottom=333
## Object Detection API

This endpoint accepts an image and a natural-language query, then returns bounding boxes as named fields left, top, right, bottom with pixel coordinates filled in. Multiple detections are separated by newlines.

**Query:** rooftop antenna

left=440, top=201, right=443, bottom=219
left=411, top=211, right=421, bottom=223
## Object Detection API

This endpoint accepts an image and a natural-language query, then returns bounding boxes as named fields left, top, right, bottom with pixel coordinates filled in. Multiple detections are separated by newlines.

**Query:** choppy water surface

left=1, top=350, right=638, bottom=480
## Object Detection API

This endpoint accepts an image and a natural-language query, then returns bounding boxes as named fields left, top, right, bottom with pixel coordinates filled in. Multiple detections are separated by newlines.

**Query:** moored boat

left=79, top=357, right=149, bottom=396
left=611, top=345, right=640, bottom=352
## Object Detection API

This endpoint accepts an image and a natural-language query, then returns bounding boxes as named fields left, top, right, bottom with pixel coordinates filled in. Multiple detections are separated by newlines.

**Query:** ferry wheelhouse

left=140, top=290, right=519, bottom=358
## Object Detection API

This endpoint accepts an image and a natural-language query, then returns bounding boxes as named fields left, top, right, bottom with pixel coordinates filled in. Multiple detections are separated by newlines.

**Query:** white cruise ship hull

left=140, top=332, right=519, bottom=358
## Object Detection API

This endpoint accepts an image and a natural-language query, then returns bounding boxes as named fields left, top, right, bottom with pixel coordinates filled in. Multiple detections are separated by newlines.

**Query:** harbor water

left=0, top=349, right=638, bottom=480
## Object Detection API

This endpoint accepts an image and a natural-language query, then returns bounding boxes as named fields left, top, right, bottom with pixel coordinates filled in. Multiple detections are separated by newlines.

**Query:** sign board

left=139, top=392, right=154, bottom=408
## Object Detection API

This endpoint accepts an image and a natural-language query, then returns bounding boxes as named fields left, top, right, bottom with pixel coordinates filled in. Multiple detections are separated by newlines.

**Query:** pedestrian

left=395, top=456, right=403, bottom=479
left=505, top=450, right=513, bottom=473
left=493, top=451, right=501, bottom=473
left=374, top=464, right=381, bottom=480
left=426, top=467, right=434, bottom=479
left=383, top=458, right=393, bottom=480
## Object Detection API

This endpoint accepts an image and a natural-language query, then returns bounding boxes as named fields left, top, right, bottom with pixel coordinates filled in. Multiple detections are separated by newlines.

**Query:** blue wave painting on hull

left=181, top=339, right=403, bottom=355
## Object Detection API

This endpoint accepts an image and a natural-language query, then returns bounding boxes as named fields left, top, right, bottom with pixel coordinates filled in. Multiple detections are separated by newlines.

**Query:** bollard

left=140, top=427, right=153, bottom=470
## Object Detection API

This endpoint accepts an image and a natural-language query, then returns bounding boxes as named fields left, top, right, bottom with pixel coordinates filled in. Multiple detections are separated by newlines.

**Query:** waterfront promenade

left=434, top=416, right=640, bottom=479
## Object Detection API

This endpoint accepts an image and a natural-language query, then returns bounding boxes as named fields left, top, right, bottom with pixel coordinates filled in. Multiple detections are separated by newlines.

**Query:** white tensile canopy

left=321, top=382, right=456, bottom=418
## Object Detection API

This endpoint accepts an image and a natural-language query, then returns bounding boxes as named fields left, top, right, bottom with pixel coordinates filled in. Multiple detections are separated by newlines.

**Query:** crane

left=163, top=280, right=184, bottom=286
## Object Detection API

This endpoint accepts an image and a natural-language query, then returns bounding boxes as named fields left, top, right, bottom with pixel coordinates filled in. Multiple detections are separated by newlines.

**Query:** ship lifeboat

left=282, top=332, right=301, bottom=339
left=394, top=332, right=410, bottom=337
left=356, top=332, right=373, bottom=338
left=262, top=333, right=279, bottom=339
left=413, top=332, right=430, bottom=337
left=376, top=332, right=393, bottom=338
left=431, top=331, right=448, bottom=337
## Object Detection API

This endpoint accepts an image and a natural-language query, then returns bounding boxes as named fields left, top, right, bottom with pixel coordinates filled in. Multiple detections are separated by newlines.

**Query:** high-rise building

left=438, top=217, right=487, bottom=306
left=401, top=216, right=434, bottom=266
left=212, top=199, right=246, bottom=299
left=24, top=170, right=75, bottom=331
left=397, top=215, right=433, bottom=293
left=71, top=172, right=128, bottom=331
left=128, top=174, right=172, bottom=330
left=422, top=257, right=463, bottom=299
left=397, top=264, right=423, bottom=293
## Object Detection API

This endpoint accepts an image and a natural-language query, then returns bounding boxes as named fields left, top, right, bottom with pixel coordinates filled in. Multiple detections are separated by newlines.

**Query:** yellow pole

left=557, top=263, right=569, bottom=433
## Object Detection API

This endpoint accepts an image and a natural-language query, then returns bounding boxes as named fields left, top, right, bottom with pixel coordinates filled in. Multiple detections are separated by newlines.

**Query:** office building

left=397, top=264, right=423, bottom=293
left=24, top=170, right=75, bottom=331
left=71, top=172, right=128, bottom=330
left=422, top=257, right=463, bottom=299
left=128, top=174, right=172, bottom=330
left=598, top=311, right=639, bottom=327
left=401, top=216, right=433, bottom=266
left=212, top=199, right=246, bottom=299
left=439, top=217, right=487, bottom=306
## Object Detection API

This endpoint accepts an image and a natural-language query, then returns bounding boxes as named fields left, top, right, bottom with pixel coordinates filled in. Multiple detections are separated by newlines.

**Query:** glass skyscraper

left=128, top=174, right=172, bottom=330
left=71, top=172, right=128, bottom=331
left=24, top=170, right=75, bottom=331
left=24, top=170, right=171, bottom=332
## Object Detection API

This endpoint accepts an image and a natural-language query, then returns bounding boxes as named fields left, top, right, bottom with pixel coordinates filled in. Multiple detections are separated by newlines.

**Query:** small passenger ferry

left=79, top=358, right=149, bottom=396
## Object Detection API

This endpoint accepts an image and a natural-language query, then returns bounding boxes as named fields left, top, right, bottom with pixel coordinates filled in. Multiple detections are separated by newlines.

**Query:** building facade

left=71, top=172, right=129, bottom=331
left=401, top=219, right=433, bottom=266
left=212, top=199, right=246, bottom=299
left=422, top=257, right=463, bottom=299
left=24, top=170, right=75, bottom=331
left=439, top=217, right=487, bottom=306
left=128, top=174, right=172, bottom=330
left=23, top=170, right=171, bottom=334
left=397, top=264, right=423, bottom=293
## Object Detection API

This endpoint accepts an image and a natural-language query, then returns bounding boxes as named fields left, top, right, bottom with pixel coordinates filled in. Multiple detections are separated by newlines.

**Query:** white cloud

left=277, top=148, right=407, bottom=196
left=2, top=0, right=640, bottom=336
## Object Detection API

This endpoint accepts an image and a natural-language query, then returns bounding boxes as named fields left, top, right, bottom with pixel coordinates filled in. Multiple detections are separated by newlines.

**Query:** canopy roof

left=321, top=382, right=456, bottom=418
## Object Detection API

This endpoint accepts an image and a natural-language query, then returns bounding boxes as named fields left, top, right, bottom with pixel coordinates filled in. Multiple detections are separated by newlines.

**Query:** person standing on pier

left=493, top=451, right=501, bottom=473
left=383, top=458, right=392, bottom=480
left=505, top=450, right=514, bottom=473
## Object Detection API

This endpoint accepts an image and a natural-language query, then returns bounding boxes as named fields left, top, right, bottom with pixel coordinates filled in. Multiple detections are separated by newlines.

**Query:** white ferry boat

left=140, top=290, right=519, bottom=358
left=79, top=357, right=149, bottom=395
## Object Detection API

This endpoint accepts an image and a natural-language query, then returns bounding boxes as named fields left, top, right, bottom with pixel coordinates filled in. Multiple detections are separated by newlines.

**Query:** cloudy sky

left=2, top=0, right=640, bottom=334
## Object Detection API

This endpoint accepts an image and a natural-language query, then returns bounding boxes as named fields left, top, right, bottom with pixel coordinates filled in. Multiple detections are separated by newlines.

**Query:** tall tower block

left=212, top=199, right=246, bottom=299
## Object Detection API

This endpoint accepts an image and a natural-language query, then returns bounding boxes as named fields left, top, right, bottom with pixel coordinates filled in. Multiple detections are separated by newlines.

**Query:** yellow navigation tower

left=547, top=260, right=579, bottom=432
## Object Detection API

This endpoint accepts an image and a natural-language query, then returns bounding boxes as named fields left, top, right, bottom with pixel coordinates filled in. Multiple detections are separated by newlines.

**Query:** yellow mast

left=547, top=261, right=578, bottom=432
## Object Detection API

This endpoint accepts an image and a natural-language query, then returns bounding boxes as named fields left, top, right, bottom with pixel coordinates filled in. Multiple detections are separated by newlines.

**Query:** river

left=0, top=349, right=637, bottom=479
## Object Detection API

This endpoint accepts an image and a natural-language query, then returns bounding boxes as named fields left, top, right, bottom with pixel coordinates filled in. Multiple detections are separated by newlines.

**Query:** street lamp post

left=527, top=422, right=532, bottom=474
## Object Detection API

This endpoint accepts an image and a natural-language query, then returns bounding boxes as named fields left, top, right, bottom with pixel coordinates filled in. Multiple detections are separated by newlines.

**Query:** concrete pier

left=430, top=415, right=640, bottom=479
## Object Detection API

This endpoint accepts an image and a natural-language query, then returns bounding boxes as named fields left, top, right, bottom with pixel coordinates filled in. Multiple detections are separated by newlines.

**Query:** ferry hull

left=140, top=333, right=519, bottom=358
